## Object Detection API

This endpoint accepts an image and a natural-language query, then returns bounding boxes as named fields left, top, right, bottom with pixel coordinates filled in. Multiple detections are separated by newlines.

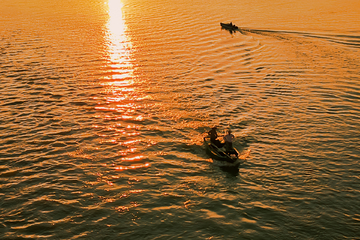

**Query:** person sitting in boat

left=208, top=126, right=224, bottom=148
left=223, top=129, right=238, bottom=156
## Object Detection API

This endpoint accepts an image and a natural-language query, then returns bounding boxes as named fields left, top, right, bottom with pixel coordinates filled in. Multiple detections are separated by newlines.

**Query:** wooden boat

left=204, top=137, right=249, bottom=167
left=220, top=22, right=239, bottom=31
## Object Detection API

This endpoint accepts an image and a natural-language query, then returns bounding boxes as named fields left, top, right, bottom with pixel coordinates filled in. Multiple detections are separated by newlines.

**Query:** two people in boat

left=208, top=127, right=238, bottom=156
left=228, top=22, right=238, bottom=28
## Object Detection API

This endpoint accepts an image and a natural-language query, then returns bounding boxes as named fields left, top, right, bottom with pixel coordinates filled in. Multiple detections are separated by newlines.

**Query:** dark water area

left=1, top=0, right=360, bottom=239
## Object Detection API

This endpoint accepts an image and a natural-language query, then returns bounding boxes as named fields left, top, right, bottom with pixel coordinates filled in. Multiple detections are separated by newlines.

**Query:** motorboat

left=220, top=22, right=239, bottom=31
left=204, top=137, right=249, bottom=167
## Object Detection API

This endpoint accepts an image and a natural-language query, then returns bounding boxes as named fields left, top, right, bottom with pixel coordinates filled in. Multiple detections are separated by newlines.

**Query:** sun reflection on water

left=94, top=0, right=149, bottom=172
left=105, top=0, right=133, bottom=80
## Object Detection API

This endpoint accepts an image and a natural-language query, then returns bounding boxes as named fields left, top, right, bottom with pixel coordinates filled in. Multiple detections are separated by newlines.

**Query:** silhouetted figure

left=223, top=129, right=238, bottom=156
left=208, top=127, right=224, bottom=148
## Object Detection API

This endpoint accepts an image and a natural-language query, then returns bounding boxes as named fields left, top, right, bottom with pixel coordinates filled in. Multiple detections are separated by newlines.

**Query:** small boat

left=204, top=137, right=249, bottom=167
left=220, top=22, right=239, bottom=31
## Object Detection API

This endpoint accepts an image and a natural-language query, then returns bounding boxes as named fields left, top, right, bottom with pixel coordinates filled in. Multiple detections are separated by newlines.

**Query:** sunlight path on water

left=92, top=0, right=150, bottom=175
left=106, top=0, right=133, bottom=79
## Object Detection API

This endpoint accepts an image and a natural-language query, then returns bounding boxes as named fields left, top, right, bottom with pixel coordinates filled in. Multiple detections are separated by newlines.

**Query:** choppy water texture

left=1, top=0, right=360, bottom=239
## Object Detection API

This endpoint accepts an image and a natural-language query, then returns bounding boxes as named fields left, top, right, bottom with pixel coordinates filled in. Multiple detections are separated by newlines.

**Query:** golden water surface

left=0, top=0, right=359, bottom=239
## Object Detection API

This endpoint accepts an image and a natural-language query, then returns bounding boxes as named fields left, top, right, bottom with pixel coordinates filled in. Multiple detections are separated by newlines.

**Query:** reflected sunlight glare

left=105, top=0, right=133, bottom=80
left=93, top=0, right=148, bottom=172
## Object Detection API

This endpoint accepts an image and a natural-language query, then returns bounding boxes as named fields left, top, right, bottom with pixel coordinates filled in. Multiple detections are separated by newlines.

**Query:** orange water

left=1, top=0, right=359, bottom=239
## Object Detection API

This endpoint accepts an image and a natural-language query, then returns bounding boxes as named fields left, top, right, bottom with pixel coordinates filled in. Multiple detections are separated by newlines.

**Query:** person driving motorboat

left=208, top=126, right=224, bottom=148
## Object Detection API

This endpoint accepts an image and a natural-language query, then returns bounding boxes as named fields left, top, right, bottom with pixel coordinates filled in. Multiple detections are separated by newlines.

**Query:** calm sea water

left=1, top=0, right=360, bottom=239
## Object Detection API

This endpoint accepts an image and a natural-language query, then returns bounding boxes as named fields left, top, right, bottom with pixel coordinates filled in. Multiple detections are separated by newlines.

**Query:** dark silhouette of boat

left=220, top=22, right=239, bottom=31
left=204, top=136, right=251, bottom=167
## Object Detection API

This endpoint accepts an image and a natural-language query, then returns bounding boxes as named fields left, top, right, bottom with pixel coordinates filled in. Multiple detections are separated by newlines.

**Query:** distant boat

left=220, top=22, right=239, bottom=31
